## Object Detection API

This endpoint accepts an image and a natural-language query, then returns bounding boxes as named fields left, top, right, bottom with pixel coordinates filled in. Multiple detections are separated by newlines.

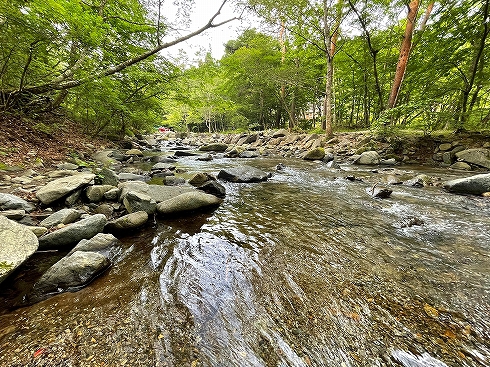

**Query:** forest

left=0, top=0, right=488, bottom=139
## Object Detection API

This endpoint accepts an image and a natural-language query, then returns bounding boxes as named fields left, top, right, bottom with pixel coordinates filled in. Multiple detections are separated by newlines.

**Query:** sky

left=162, top=0, right=256, bottom=63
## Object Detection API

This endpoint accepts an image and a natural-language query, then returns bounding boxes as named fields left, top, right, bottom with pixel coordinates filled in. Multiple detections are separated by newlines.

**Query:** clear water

left=0, top=157, right=489, bottom=367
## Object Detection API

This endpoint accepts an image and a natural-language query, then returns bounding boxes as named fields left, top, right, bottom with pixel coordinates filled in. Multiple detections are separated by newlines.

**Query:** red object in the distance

left=158, top=127, right=170, bottom=133
left=33, top=348, right=45, bottom=358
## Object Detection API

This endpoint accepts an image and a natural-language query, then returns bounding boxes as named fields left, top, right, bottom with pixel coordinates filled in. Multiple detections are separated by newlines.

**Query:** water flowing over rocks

left=36, top=173, right=96, bottom=205
left=0, top=216, right=38, bottom=284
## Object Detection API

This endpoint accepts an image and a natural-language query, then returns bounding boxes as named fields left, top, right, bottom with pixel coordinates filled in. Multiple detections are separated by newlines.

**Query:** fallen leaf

left=33, top=348, right=45, bottom=358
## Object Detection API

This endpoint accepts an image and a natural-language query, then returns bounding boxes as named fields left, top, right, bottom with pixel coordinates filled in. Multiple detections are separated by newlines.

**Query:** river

left=0, top=155, right=489, bottom=367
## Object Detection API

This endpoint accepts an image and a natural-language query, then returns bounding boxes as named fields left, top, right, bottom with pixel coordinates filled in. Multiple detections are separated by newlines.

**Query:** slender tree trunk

left=386, top=0, right=420, bottom=111
left=457, top=0, right=489, bottom=127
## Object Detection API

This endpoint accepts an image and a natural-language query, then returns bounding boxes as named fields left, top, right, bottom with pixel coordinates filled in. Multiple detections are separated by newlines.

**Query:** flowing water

left=0, top=156, right=489, bottom=367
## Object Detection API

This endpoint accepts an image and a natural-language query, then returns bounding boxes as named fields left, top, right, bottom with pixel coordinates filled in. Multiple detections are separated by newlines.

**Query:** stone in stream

left=39, top=208, right=82, bottom=228
left=0, top=216, right=39, bottom=285
left=36, top=173, right=95, bottom=205
left=31, top=251, right=110, bottom=298
left=68, top=233, right=120, bottom=258
left=367, top=185, right=393, bottom=199
left=117, top=172, right=150, bottom=182
left=354, top=151, right=380, bottom=165
left=123, top=191, right=157, bottom=214
left=0, top=193, right=35, bottom=212
left=197, top=180, right=226, bottom=199
left=217, top=165, right=269, bottom=183
left=85, top=185, right=116, bottom=202
left=118, top=181, right=195, bottom=203
left=99, top=167, right=119, bottom=186
left=199, top=143, right=228, bottom=152
left=443, top=173, right=490, bottom=195
left=303, top=147, right=325, bottom=161
left=188, top=172, right=214, bottom=186
left=156, top=191, right=222, bottom=215
left=38, top=214, right=107, bottom=250
left=105, top=211, right=149, bottom=232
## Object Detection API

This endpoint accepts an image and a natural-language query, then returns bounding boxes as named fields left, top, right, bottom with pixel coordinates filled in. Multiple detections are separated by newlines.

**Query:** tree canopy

left=1, top=0, right=489, bottom=137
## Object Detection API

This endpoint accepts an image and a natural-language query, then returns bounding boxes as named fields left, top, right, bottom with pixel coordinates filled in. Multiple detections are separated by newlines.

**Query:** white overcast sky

left=162, top=0, right=256, bottom=63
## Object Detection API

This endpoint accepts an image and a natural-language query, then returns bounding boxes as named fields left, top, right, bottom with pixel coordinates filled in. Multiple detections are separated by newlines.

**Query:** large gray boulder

left=118, top=181, right=195, bottom=202
left=68, top=233, right=120, bottom=258
left=123, top=191, right=157, bottom=214
left=443, top=173, right=490, bottom=195
left=36, top=173, right=95, bottom=205
left=156, top=191, right=222, bottom=215
left=354, top=151, right=380, bottom=165
left=38, top=214, right=107, bottom=250
left=217, top=165, right=269, bottom=183
left=105, top=211, right=148, bottom=232
left=39, top=208, right=82, bottom=228
left=0, top=216, right=39, bottom=284
left=0, top=193, right=35, bottom=212
left=32, top=251, right=110, bottom=296
left=199, top=143, right=228, bottom=152
left=455, top=149, right=490, bottom=169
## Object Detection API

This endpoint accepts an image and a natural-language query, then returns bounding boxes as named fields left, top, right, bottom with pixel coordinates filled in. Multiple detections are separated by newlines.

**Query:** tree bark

left=386, top=0, right=420, bottom=111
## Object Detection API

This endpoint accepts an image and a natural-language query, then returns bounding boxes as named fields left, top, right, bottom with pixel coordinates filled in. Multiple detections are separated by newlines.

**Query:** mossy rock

left=303, top=147, right=325, bottom=160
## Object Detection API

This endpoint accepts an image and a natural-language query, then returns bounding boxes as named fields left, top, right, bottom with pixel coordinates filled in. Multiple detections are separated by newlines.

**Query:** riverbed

left=0, top=156, right=489, bottom=367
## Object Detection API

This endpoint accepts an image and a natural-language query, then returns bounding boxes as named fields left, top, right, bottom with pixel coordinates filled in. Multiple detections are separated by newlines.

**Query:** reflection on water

left=0, top=157, right=489, bottom=366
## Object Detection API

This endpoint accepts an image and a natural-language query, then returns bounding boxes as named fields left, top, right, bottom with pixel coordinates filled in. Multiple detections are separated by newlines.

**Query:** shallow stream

left=0, top=157, right=489, bottom=366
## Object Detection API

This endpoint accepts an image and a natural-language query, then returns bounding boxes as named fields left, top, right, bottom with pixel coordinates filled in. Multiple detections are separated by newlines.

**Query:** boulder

left=199, top=143, right=228, bottom=152
left=0, top=209, right=26, bottom=220
left=36, top=173, right=95, bottom=205
left=239, top=150, right=260, bottom=158
left=439, top=143, right=452, bottom=151
left=39, top=208, right=82, bottom=228
left=68, top=233, right=119, bottom=258
left=450, top=162, right=472, bottom=171
left=303, top=147, right=325, bottom=161
left=99, top=168, right=119, bottom=186
left=189, top=172, right=214, bottom=186
left=38, top=214, right=107, bottom=250
left=156, top=191, right=222, bottom=215
left=94, top=203, right=114, bottom=218
left=404, top=174, right=431, bottom=188
left=0, top=216, right=39, bottom=284
left=0, top=193, right=35, bottom=212
left=443, top=173, right=490, bottom=195
left=123, top=191, right=157, bottom=214
left=354, top=151, right=380, bottom=165
left=272, top=129, right=288, bottom=138
left=86, top=185, right=116, bottom=202
left=103, top=188, right=120, bottom=201
left=126, top=149, right=143, bottom=156
left=198, top=180, right=226, bottom=198
left=32, top=251, right=110, bottom=296
left=118, top=181, right=195, bottom=202
left=367, top=186, right=393, bottom=199
left=217, top=165, right=269, bottom=183
left=455, top=149, right=490, bottom=169
left=105, top=211, right=148, bottom=232
left=164, top=177, right=186, bottom=186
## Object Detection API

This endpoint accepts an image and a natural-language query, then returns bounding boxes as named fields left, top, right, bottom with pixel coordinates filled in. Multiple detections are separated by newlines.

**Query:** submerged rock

left=32, top=251, right=110, bottom=297
left=443, top=173, right=490, bottom=195
left=0, top=216, right=39, bottom=284
left=218, top=165, right=269, bottom=183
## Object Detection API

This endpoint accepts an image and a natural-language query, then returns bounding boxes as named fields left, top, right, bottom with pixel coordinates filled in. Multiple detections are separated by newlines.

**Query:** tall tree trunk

left=457, top=0, right=489, bottom=127
left=386, top=0, right=420, bottom=111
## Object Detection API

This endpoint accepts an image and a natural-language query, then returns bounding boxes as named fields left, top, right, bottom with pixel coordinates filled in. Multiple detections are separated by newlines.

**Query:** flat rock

left=32, top=251, right=110, bottom=296
left=117, top=172, right=150, bottom=182
left=123, top=191, right=157, bottom=214
left=0, top=216, right=39, bottom=284
left=156, top=191, right=222, bottom=215
left=0, top=193, right=35, bottom=212
left=39, top=208, right=82, bottom=228
left=119, top=181, right=195, bottom=202
left=217, top=165, right=269, bottom=183
left=199, top=143, right=228, bottom=152
left=86, top=185, right=116, bottom=202
left=443, top=173, right=490, bottom=195
left=38, top=214, right=107, bottom=250
left=36, top=173, right=95, bottom=205
left=105, top=211, right=148, bottom=232
left=0, top=209, right=26, bottom=220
